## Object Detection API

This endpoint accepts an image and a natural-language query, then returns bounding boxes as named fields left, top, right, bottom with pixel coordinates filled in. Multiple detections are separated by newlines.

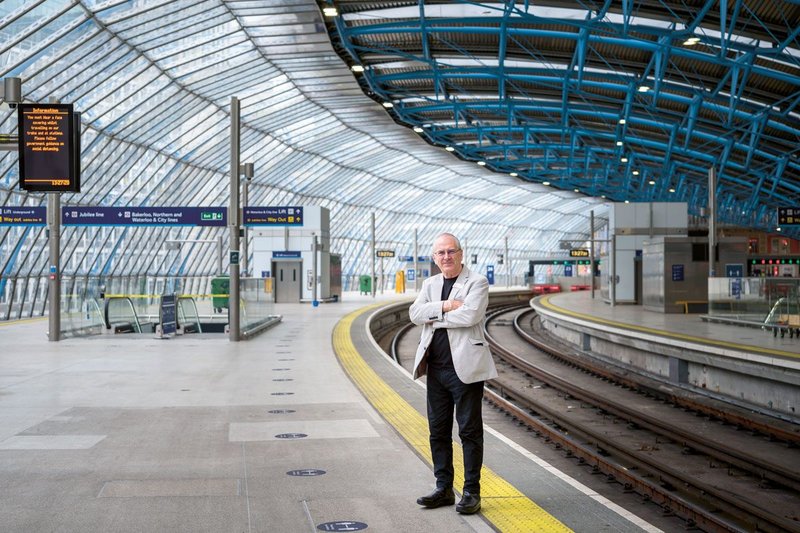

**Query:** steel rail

left=482, top=387, right=741, bottom=533
left=513, top=309, right=800, bottom=473
left=483, top=307, right=800, bottom=533
left=515, top=308, right=800, bottom=445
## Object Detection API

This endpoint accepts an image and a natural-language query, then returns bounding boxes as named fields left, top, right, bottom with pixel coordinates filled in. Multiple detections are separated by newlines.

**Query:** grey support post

left=241, top=162, right=253, bottom=277
left=46, top=94, right=62, bottom=341
left=312, top=234, right=318, bottom=304
left=217, top=235, right=224, bottom=276
left=590, top=210, right=595, bottom=299
left=708, top=167, right=717, bottom=278
left=47, top=193, right=61, bottom=341
left=413, top=229, right=419, bottom=291
left=371, top=212, right=376, bottom=298
left=505, top=236, right=509, bottom=288
left=229, top=97, right=241, bottom=341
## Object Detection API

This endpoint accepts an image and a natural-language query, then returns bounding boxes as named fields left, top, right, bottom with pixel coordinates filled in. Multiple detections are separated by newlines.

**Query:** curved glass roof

left=1, top=0, right=604, bottom=312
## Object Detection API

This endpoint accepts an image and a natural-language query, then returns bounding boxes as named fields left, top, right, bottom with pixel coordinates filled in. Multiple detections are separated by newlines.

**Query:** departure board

left=18, top=103, right=80, bottom=192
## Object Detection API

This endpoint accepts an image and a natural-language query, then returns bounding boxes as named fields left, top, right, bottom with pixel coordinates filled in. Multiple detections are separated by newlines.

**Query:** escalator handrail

left=104, top=296, right=141, bottom=332
left=764, top=296, right=787, bottom=325
left=177, top=296, right=202, bottom=333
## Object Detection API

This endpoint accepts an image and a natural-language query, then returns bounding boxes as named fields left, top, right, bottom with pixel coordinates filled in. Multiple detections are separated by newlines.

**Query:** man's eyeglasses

left=434, top=249, right=461, bottom=258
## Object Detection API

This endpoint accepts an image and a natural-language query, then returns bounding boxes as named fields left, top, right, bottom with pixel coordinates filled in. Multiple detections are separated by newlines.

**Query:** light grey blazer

left=408, top=266, right=498, bottom=384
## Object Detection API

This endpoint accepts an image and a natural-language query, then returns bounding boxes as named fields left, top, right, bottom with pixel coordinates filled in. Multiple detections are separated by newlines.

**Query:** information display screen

left=18, top=103, right=80, bottom=192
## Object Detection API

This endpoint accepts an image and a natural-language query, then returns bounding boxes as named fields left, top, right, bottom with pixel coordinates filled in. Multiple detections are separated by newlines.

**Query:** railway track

left=483, top=306, right=800, bottom=533
left=379, top=298, right=800, bottom=532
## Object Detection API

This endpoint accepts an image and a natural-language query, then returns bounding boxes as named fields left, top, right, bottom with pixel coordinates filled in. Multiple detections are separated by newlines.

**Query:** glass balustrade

left=52, top=274, right=279, bottom=338
left=708, top=277, right=800, bottom=328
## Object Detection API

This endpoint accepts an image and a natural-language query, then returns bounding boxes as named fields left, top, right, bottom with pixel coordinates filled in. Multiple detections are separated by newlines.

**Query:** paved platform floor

left=0, top=290, right=662, bottom=532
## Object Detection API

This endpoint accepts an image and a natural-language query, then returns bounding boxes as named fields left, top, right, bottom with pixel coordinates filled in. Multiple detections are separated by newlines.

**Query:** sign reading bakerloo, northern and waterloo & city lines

left=17, top=103, right=80, bottom=193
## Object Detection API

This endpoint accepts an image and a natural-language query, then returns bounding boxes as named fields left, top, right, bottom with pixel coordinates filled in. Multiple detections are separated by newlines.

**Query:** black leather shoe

left=456, top=491, right=481, bottom=514
left=416, top=487, right=455, bottom=508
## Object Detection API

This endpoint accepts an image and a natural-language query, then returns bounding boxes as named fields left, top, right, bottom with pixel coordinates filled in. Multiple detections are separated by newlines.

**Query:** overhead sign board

left=273, top=251, right=302, bottom=258
left=243, top=206, right=303, bottom=226
left=61, top=206, right=226, bottom=226
left=0, top=206, right=46, bottom=226
left=18, top=103, right=80, bottom=193
left=777, top=207, right=800, bottom=226
left=376, top=250, right=395, bottom=258
left=569, top=249, right=590, bottom=257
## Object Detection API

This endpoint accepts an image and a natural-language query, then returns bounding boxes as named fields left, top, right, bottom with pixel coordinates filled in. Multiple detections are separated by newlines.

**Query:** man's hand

left=443, top=299, right=464, bottom=313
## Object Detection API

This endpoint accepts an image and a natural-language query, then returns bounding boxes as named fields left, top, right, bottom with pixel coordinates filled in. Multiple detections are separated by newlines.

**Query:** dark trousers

left=426, top=366, right=485, bottom=494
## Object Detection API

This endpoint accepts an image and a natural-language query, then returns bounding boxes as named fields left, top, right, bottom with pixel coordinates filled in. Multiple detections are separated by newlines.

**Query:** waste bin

left=211, top=276, right=230, bottom=313
left=359, top=275, right=372, bottom=295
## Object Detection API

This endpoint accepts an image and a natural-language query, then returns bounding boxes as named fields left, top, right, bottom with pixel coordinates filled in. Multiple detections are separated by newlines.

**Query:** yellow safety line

left=0, top=316, right=47, bottom=326
left=103, top=294, right=229, bottom=298
left=332, top=306, right=572, bottom=533
left=539, top=294, right=800, bottom=360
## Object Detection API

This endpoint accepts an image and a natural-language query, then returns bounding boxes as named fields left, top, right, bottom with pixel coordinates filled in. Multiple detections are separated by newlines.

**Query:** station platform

left=533, top=291, right=800, bottom=424
left=0, top=291, right=662, bottom=532
left=535, top=291, right=800, bottom=364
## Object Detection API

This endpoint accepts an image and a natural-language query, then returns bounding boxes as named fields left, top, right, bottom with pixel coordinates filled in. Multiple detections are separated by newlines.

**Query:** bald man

left=409, top=233, right=498, bottom=515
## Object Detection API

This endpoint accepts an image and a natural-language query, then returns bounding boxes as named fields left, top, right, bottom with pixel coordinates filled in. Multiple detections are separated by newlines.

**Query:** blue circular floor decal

left=275, top=433, right=307, bottom=439
left=287, top=469, right=326, bottom=477
left=317, top=522, right=368, bottom=531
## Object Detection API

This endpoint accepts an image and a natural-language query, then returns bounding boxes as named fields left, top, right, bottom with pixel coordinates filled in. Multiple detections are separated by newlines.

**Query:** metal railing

left=707, top=277, right=800, bottom=329
left=1, top=274, right=280, bottom=339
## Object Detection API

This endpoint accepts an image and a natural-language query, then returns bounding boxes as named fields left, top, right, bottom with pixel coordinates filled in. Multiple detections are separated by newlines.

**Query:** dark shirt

left=427, top=275, right=458, bottom=370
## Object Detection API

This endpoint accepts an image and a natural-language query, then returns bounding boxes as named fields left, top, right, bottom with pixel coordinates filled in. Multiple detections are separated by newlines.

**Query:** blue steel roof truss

left=323, top=0, right=800, bottom=236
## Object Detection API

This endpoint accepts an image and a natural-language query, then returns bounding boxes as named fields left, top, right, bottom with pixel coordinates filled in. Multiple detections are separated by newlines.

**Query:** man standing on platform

left=409, top=232, right=498, bottom=515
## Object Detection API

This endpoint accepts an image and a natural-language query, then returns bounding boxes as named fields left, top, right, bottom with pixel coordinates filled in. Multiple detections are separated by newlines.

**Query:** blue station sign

left=0, top=206, right=46, bottom=225
left=273, top=251, right=302, bottom=258
left=243, top=206, right=303, bottom=226
left=61, top=206, right=226, bottom=226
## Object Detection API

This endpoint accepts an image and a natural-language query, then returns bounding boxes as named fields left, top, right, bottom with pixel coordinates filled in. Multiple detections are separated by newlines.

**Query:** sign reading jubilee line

left=18, top=103, right=80, bottom=193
